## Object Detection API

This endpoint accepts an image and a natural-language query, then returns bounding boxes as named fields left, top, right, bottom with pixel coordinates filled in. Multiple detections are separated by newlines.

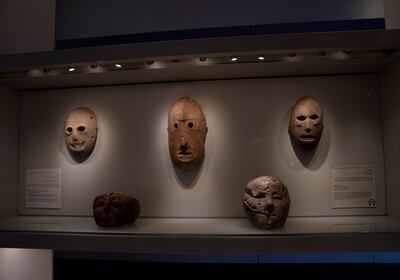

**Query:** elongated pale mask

left=243, top=176, right=290, bottom=229
left=64, top=107, right=98, bottom=157
left=167, top=96, right=208, bottom=171
left=93, top=192, right=140, bottom=227
left=289, top=96, right=324, bottom=149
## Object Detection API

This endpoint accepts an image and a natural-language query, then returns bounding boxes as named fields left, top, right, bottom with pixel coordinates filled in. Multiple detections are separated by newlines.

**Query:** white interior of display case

left=18, top=75, right=386, bottom=218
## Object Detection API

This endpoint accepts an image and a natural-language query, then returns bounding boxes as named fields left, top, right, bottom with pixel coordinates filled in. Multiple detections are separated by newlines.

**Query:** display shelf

left=1, top=216, right=399, bottom=235
left=1, top=216, right=400, bottom=254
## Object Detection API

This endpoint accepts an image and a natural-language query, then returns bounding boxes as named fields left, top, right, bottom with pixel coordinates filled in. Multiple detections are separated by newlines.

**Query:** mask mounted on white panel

left=289, top=96, right=324, bottom=149
left=64, top=107, right=98, bottom=158
left=167, top=96, right=208, bottom=171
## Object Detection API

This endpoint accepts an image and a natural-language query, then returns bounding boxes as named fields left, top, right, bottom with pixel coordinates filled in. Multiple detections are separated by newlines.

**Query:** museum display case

left=1, top=29, right=400, bottom=259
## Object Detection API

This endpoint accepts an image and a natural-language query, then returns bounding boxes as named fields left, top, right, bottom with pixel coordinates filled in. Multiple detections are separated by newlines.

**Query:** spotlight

left=258, top=55, right=265, bottom=61
left=68, top=67, right=75, bottom=72
left=231, top=56, right=238, bottom=62
left=115, top=64, right=122, bottom=68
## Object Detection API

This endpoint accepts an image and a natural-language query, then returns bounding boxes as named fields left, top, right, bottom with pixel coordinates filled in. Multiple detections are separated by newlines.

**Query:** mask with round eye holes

left=167, top=96, right=208, bottom=171
left=243, top=176, right=290, bottom=229
left=289, top=96, right=324, bottom=149
left=64, top=107, right=98, bottom=158
left=93, top=192, right=140, bottom=227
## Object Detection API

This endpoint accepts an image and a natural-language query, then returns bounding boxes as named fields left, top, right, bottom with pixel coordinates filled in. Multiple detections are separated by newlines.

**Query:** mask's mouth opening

left=69, top=142, right=86, bottom=150
left=177, top=146, right=194, bottom=162
left=299, top=135, right=315, bottom=142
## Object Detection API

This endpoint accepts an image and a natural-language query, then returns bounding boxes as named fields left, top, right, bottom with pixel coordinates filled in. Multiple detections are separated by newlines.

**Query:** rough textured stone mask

left=64, top=107, right=98, bottom=157
left=93, top=192, right=140, bottom=227
left=167, top=96, right=208, bottom=171
left=243, top=176, right=290, bottom=229
left=289, top=96, right=324, bottom=148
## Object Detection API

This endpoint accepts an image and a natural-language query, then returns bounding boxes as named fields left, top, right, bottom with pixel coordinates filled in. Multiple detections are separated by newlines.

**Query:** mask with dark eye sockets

left=167, top=96, right=208, bottom=171
left=64, top=107, right=98, bottom=158
left=243, top=176, right=290, bottom=229
left=289, top=96, right=324, bottom=149
left=93, top=192, right=140, bottom=227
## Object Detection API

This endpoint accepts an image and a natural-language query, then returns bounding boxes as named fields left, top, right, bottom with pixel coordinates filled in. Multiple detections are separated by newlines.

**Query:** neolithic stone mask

left=243, top=176, right=290, bottom=229
left=289, top=96, right=324, bottom=149
left=167, top=96, right=208, bottom=171
left=93, top=192, right=140, bottom=227
left=64, top=107, right=98, bottom=157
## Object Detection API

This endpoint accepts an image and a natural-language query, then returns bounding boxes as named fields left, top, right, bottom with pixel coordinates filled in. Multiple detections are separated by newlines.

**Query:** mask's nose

left=265, top=198, right=274, bottom=213
left=304, top=120, right=312, bottom=133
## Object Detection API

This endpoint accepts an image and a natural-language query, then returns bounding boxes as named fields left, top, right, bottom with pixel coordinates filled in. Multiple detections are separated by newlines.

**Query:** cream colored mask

left=167, top=96, right=208, bottom=171
left=289, top=96, right=324, bottom=148
left=64, top=107, right=98, bottom=157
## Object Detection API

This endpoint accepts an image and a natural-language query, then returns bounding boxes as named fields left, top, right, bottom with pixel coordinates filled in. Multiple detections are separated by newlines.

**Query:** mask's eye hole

left=254, top=193, right=266, bottom=199
left=310, top=114, right=319, bottom=120
left=174, top=122, right=178, bottom=129
left=65, top=127, right=73, bottom=135
left=296, top=115, right=306, bottom=121
left=111, top=201, right=122, bottom=208
left=94, top=200, right=105, bottom=208
left=187, top=122, right=194, bottom=129
left=272, top=194, right=282, bottom=200
left=77, top=126, right=86, bottom=132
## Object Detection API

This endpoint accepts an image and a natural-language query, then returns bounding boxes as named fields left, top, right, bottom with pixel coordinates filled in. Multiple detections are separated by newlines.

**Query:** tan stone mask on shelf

left=167, top=96, right=208, bottom=171
left=64, top=107, right=98, bottom=157
left=289, top=96, right=324, bottom=149
left=93, top=192, right=140, bottom=227
left=243, top=176, right=290, bottom=229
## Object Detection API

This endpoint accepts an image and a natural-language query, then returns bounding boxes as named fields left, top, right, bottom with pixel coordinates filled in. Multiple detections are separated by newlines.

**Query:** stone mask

left=167, top=96, right=208, bottom=171
left=289, top=96, right=324, bottom=149
left=64, top=107, right=98, bottom=157
left=243, top=176, right=290, bottom=229
left=93, top=192, right=140, bottom=227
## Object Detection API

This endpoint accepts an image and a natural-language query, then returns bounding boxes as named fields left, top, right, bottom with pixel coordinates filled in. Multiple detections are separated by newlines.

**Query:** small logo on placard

left=368, top=198, right=376, bottom=207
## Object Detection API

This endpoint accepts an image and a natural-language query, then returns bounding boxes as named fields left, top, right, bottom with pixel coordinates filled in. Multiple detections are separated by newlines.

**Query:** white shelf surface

left=2, top=216, right=400, bottom=255
left=0, top=215, right=399, bottom=235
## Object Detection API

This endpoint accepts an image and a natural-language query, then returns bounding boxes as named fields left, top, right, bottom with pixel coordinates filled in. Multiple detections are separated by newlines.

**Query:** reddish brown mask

left=289, top=96, right=324, bottom=149
left=64, top=107, right=98, bottom=157
left=243, top=176, right=290, bottom=229
left=93, top=192, right=140, bottom=227
left=167, top=96, right=208, bottom=171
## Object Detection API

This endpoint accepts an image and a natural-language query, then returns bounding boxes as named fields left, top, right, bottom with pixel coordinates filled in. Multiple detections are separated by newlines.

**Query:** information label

left=331, top=165, right=376, bottom=208
left=26, top=169, right=61, bottom=208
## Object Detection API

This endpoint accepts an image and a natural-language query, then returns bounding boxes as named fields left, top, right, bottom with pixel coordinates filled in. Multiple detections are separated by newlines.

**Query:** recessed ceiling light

left=68, top=67, right=75, bottom=72
left=115, top=64, right=122, bottom=68
left=231, top=56, right=238, bottom=62
left=258, top=55, right=265, bottom=61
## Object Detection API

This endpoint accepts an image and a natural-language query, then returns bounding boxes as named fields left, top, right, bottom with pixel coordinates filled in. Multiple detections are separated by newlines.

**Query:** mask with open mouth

left=289, top=96, right=324, bottom=149
left=167, top=96, right=208, bottom=171
left=64, top=107, right=98, bottom=158
left=243, top=176, right=290, bottom=229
